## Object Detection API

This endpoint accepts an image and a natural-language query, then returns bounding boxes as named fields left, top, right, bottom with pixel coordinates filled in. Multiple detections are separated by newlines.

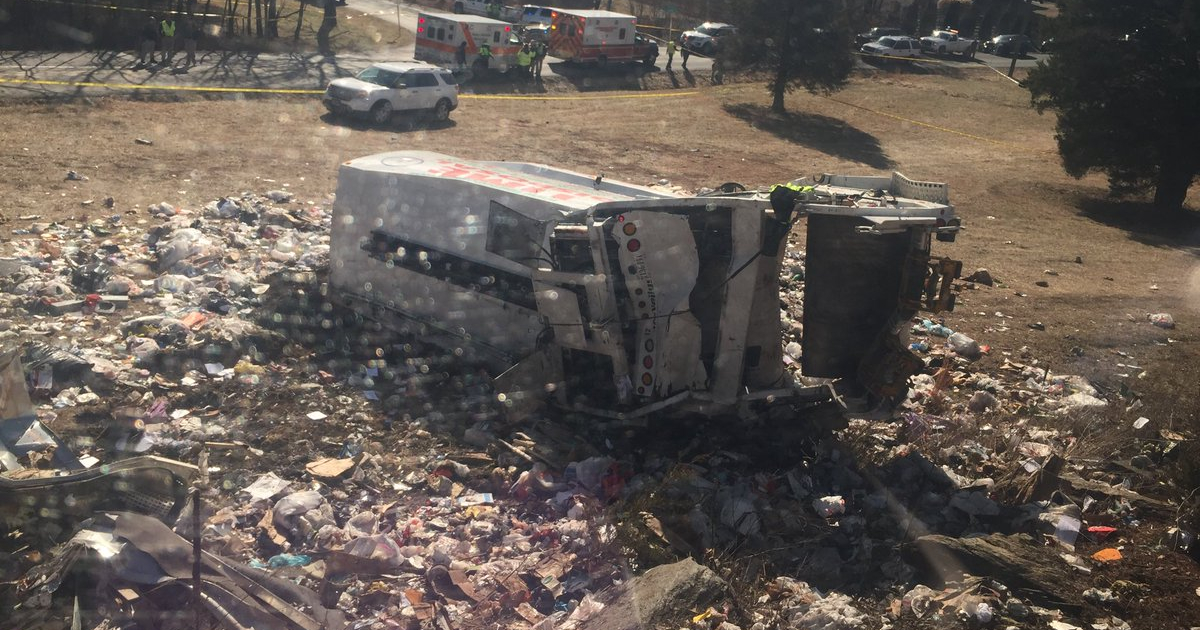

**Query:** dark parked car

left=855, top=26, right=905, bottom=48
left=983, top=34, right=1035, bottom=56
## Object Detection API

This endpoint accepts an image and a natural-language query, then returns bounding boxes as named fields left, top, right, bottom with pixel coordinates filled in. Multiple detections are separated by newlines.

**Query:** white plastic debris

left=1149, top=312, right=1175, bottom=329
left=812, top=495, right=846, bottom=518
left=241, top=472, right=293, bottom=502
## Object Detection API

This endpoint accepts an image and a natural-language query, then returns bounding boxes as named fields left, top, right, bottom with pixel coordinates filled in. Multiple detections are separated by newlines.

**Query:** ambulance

left=548, top=9, right=659, bottom=65
left=328, top=151, right=963, bottom=423
left=415, top=11, right=523, bottom=73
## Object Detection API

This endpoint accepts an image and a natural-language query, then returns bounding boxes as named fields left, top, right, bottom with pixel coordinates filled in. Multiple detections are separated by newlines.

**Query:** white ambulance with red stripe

left=415, top=11, right=523, bottom=73
left=548, top=9, right=659, bottom=66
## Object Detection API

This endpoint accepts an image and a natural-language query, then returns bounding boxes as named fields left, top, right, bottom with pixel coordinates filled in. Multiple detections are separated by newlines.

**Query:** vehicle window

left=493, top=31, right=501, bottom=43
left=567, top=25, right=576, bottom=37
left=879, top=37, right=896, bottom=47
left=413, top=73, right=439, bottom=88
left=698, top=25, right=717, bottom=36
left=896, top=41, right=908, bottom=50
left=356, top=67, right=381, bottom=82
left=619, top=28, right=626, bottom=40
left=438, top=72, right=458, bottom=86
left=358, top=67, right=405, bottom=87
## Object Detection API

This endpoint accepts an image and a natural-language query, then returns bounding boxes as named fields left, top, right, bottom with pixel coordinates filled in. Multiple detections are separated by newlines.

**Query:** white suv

left=323, top=62, right=459, bottom=125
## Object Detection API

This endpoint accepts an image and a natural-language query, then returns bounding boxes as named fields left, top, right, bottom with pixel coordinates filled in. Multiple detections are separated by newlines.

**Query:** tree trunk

left=294, top=0, right=306, bottom=41
left=771, top=61, right=788, bottom=113
left=1153, top=160, right=1196, bottom=211
left=254, top=0, right=263, bottom=37
left=266, top=0, right=277, bottom=38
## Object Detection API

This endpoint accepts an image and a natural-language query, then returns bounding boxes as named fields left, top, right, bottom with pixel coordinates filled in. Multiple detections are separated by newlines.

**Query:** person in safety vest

left=766, top=182, right=815, bottom=252
left=478, top=43, right=493, bottom=69
left=160, top=16, right=177, bottom=63
left=516, top=44, right=533, bottom=79
left=666, top=40, right=676, bottom=69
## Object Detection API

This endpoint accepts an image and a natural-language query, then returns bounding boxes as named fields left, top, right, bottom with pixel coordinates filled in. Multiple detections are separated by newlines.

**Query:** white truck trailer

left=329, top=151, right=962, bottom=422
left=415, top=11, right=522, bottom=73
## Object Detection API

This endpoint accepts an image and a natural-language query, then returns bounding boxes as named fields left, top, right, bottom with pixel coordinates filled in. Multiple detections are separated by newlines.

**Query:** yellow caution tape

left=823, top=95, right=1037, bottom=151
left=853, top=51, right=945, bottom=65
left=461, top=91, right=699, bottom=100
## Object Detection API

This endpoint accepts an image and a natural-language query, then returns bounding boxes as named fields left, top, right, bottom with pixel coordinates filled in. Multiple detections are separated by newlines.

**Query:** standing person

left=137, top=15, right=158, bottom=67
left=516, top=44, right=533, bottom=79
left=711, top=53, right=723, bottom=84
left=182, top=18, right=200, bottom=67
left=534, top=39, right=547, bottom=80
left=666, top=39, right=676, bottom=69
left=477, top=43, right=492, bottom=70
left=680, top=42, right=690, bottom=69
left=456, top=41, right=468, bottom=69
left=160, top=15, right=177, bottom=63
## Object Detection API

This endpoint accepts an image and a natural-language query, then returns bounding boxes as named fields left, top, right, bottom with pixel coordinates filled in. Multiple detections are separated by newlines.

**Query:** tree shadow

left=1076, top=197, right=1200, bottom=255
left=320, top=112, right=458, bottom=133
left=545, top=60, right=659, bottom=92
left=723, top=103, right=895, bottom=170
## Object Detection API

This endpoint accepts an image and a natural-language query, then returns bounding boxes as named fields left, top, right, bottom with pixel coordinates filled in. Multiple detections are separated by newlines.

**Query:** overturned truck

left=329, top=152, right=961, bottom=422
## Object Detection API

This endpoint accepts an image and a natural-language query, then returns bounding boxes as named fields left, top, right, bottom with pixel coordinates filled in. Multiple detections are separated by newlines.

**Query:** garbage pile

left=0, top=187, right=1194, bottom=630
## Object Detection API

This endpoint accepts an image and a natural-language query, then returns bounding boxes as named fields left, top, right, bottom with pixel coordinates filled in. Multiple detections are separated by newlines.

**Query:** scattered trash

left=1133, top=416, right=1150, bottom=429
left=1149, top=312, right=1175, bottom=329
left=1091, top=548, right=1122, bottom=562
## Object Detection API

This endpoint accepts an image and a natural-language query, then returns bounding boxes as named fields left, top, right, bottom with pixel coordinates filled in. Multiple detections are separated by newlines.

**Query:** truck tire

left=937, top=45, right=946, bottom=54
left=431, top=99, right=452, bottom=122
left=370, top=100, right=393, bottom=125
left=642, top=53, right=656, bottom=66
left=452, top=2, right=464, bottom=14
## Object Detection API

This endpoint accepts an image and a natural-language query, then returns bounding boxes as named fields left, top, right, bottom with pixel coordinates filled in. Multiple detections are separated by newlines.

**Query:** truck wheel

left=370, top=100, right=393, bottom=125
left=937, top=45, right=946, bottom=54
left=642, top=53, right=656, bottom=67
left=431, top=99, right=452, bottom=122
left=452, top=2, right=464, bottom=14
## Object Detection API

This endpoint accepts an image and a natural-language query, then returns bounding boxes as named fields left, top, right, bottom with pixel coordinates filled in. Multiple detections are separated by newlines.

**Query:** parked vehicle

left=855, top=26, right=905, bottom=48
left=451, top=0, right=521, bottom=22
left=548, top=9, right=658, bottom=65
left=679, top=21, right=736, bottom=54
left=323, top=62, right=459, bottom=125
left=983, top=34, right=1035, bottom=56
left=1039, top=37, right=1056, bottom=52
left=415, top=11, right=522, bottom=74
left=861, top=36, right=922, bottom=58
left=920, top=29, right=977, bottom=57
left=519, top=5, right=557, bottom=26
